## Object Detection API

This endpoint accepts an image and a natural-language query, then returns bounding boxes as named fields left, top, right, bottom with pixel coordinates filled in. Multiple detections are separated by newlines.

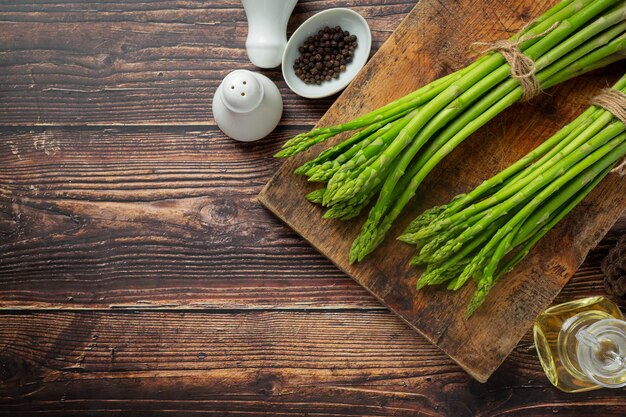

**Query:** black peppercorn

left=292, top=25, right=358, bottom=85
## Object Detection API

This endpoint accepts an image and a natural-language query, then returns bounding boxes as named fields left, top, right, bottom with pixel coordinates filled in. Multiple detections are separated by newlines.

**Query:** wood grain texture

left=0, top=127, right=623, bottom=311
left=0, top=0, right=413, bottom=126
left=259, top=0, right=626, bottom=382
left=0, top=310, right=625, bottom=417
left=0, top=0, right=625, bottom=415
left=0, top=126, right=376, bottom=310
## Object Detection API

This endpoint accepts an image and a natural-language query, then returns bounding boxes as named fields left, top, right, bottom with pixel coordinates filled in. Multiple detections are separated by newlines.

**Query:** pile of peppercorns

left=293, top=25, right=358, bottom=85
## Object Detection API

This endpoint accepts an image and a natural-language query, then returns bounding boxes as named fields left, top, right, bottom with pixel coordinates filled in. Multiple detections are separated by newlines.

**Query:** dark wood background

left=0, top=1, right=624, bottom=415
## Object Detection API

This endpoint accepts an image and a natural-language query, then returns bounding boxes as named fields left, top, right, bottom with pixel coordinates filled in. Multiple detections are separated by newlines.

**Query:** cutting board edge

left=257, top=186, right=493, bottom=383
left=257, top=0, right=626, bottom=383
left=259, top=159, right=626, bottom=384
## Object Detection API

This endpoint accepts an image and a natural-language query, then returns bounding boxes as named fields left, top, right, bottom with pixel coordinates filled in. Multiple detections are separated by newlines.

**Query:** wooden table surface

left=0, top=1, right=624, bottom=416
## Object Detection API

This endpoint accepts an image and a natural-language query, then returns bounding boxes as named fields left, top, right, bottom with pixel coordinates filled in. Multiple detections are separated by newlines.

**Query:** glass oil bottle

left=533, top=296, right=626, bottom=392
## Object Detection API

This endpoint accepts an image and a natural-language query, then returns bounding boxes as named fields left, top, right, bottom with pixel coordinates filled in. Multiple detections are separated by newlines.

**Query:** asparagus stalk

left=492, top=165, right=613, bottom=284
left=351, top=22, right=626, bottom=261
left=413, top=90, right=625, bottom=245
left=322, top=109, right=419, bottom=204
left=402, top=67, right=625, bottom=315
left=336, top=0, right=623, bottom=205
left=437, top=120, right=624, bottom=269
left=401, top=106, right=604, bottom=238
left=275, top=64, right=480, bottom=158
left=305, top=188, right=326, bottom=204
left=279, top=0, right=599, bottom=159
left=306, top=114, right=405, bottom=183
left=282, top=0, right=615, bottom=164
left=466, top=136, right=626, bottom=316
left=294, top=109, right=412, bottom=176
left=276, top=0, right=625, bottom=285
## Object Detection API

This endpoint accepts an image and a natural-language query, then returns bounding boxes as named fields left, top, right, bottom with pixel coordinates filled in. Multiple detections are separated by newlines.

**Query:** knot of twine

left=592, top=88, right=626, bottom=176
left=471, top=22, right=559, bottom=101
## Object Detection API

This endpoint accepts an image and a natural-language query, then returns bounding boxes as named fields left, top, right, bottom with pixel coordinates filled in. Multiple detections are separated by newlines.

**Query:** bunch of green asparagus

left=399, top=75, right=626, bottom=317
left=275, top=0, right=626, bottom=263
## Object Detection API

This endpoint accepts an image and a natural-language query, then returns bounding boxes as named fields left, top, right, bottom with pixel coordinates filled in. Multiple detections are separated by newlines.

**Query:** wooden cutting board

left=258, top=0, right=626, bottom=382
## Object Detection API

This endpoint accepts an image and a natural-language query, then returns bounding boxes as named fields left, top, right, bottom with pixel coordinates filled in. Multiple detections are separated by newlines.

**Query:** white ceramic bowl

left=282, top=8, right=372, bottom=99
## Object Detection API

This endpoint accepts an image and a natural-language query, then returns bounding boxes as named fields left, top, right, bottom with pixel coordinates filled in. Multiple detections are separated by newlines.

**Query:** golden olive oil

left=533, top=296, right=625, bottom=392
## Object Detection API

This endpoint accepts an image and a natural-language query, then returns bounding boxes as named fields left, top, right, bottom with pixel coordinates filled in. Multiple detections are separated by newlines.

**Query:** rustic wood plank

left=0, top=126, right=375, bottom=309
left=0, top=0, right=625, bottom=413
left=0, top=126, right=623, bottom=309
left=258, top=0, right=626, bottom=382
left=0, top=310, right=625, bottom=416
left=0, top=0, right=413, bottom=126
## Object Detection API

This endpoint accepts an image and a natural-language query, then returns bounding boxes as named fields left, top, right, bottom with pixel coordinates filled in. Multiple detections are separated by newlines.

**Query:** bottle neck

left=576, top=318, right=626, bottom=388
left=558, top=312, right=626, bottom=389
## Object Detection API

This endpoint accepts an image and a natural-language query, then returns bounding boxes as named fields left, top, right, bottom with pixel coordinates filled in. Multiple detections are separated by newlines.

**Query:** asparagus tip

left=397, top=233, right=418, bottom=245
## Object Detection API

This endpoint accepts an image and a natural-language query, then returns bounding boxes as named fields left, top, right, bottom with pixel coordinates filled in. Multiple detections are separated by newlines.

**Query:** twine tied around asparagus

left=592, top=88, right=626, bottom=175
left=471, top=22, right=559, bottom=101
left=592, top=88, right=626, bottom=126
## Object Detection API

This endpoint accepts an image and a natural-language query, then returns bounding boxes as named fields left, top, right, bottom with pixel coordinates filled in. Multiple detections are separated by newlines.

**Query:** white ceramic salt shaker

left=212, top=70, right=283, bottom=142
left=241, top=0, right=299, bottom=68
